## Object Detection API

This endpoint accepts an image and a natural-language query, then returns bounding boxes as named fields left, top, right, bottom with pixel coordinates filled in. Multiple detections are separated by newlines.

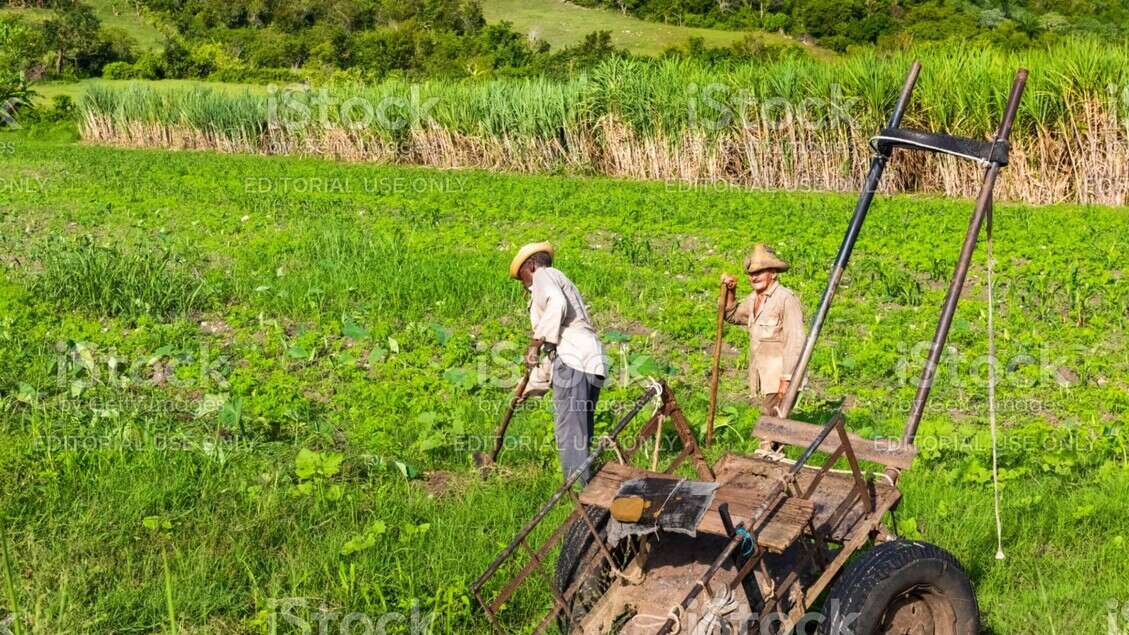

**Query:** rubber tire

left=553, top=507, right=613, bottom=633
left=820, top=540, right=979, bottom=635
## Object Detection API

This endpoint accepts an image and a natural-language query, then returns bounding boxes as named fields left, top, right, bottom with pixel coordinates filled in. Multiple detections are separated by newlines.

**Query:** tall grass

left=80, top=39, right=1128, bottom=203
left=1, top=522, right=24, bottom=635
left=30, top=238, right=223, bottom=319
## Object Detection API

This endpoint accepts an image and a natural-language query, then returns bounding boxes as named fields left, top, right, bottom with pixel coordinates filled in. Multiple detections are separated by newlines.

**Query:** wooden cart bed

left=579, top=452, right=900, bottom=554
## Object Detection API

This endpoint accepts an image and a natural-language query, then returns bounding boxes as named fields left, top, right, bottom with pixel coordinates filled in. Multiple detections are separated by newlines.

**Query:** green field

left=1, top=134, right=1127, bottom=633
left=479, top=0, right=804, bottom=56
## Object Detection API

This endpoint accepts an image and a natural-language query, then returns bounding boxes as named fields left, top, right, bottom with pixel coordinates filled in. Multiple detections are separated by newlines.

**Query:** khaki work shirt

left=725, top=282, right=804, bottom=397
left=529, top=267, right=607, bottom=377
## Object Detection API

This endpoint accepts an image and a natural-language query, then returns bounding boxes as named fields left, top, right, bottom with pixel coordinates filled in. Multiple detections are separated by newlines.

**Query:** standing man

left=510, top=242, right=606, bottom=484
left=721, top=244, right=805, bottom=417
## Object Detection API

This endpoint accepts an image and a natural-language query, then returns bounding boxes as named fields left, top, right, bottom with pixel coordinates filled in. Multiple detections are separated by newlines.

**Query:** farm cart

left=471, top=62, right=1027, bottom=634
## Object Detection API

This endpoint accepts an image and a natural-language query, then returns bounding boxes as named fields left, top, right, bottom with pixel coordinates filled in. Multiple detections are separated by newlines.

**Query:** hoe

left=472, top=62, right=1027, bottom=634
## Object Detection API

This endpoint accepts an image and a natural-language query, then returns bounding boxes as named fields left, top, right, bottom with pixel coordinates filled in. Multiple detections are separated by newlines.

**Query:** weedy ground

left=0, top=136, right=1127, bottom=633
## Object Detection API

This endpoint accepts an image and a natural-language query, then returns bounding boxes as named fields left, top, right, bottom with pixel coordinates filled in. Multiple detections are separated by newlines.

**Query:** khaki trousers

left=762, top=392, right=784, bottom=417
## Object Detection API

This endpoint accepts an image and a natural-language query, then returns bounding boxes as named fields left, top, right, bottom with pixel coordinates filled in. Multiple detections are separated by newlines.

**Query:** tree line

left=1, top=0, right=1124, bottom=91
left=573, top=0, right=1129, bottom=51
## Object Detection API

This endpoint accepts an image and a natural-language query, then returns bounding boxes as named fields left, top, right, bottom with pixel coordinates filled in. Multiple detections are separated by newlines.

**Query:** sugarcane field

left=2, top=2, right=1129, bottom=634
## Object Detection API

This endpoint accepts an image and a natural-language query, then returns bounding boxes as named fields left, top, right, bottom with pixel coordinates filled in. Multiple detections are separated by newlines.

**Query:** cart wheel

left=820, top=540, right=979, bottom=635
left=553, top=507, right=631, bottom=633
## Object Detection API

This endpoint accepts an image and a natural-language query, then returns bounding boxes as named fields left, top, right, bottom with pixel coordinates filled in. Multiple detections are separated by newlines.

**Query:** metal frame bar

left=656, top=411, right=868, bottom=634
left=471, top=381, right=712, bottom=634
left=902, top=68, right=1028, bottom=446
left=779, top=61, right=922, bottom=418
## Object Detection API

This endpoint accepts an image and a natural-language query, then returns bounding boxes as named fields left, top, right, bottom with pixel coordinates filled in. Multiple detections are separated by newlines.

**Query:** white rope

left=600, top=435, right=626, bottom=464
left=643, top=376, right=665, bottom=416
left=987, top=214, right=1005, bottom=561
left=692, top=584, right=739, bottom=635
left=653, top=478, right=687, bottom=519
left=666, top=605, right=685, bottom=634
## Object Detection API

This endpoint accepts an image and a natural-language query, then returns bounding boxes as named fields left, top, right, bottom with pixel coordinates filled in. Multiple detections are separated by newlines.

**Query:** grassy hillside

left=85, top=0, right=164, bottom=50
left=479, top=0, right=805, bottom=56
left=0, top=134, right=1126, bottom=632
left=0, top=0, right=164, bottom=50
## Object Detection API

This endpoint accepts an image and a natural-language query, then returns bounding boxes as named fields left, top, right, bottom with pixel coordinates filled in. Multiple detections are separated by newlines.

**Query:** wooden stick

left=475, top=368, right=531, bottom=472
left=706, top=281, right=727, bottom=447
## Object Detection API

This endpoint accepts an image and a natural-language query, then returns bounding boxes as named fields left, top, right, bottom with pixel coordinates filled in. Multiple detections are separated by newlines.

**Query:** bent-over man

left=510, top=242, right=606, bottom=484
left=721, top=244, right=805, bottom=417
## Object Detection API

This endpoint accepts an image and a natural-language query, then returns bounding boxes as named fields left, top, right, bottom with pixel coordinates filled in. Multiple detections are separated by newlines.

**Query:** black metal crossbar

left=870, top=127, right=1010, bottom=166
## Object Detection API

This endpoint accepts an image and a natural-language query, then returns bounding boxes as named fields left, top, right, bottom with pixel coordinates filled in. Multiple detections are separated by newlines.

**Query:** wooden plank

left=579, top=453, right=898, bottom=551
left=667, top=405, right=715, bottom=480
left=743, top=498, right=814, bottom=554
left=579, top=463, right=672, bottom=508
left=709, top=453, right=901, bottom=543
left=753, top=416, right=918, bottom=470
left=579, top=463, right=815, bottom=553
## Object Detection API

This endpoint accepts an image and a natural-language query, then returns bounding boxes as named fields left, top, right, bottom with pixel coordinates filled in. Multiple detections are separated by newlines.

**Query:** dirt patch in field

left=418, top=470, right=466, bottom=498
left=199, top=319, right=232, bottom=336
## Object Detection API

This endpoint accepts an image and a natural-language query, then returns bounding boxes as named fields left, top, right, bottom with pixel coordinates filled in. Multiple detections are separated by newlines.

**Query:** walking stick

left=705, top=281, right=727, bottom=447
left=475, top=367, right=531, bottom=475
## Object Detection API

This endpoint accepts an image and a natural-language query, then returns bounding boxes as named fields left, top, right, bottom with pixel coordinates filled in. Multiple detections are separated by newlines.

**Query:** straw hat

left=509, top=242, right=554, bottom=279
left=743, top=243, right=789, bottom=274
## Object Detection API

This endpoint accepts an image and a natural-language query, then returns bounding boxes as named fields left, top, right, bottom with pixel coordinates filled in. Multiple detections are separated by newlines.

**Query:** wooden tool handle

left=706, top=281, right=727, bottom=447
left=488, top=369, right=531, bottom=462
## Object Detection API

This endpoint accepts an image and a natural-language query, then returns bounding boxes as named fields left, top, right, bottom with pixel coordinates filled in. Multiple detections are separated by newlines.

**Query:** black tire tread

left=553, top=507, right=612, bottom=632
left=553, top=506, right=609, bottom=595
left=821, top=540, right=979, bottom=635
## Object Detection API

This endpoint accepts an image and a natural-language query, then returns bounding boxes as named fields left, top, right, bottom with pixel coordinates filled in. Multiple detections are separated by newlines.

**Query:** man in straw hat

left=510, top=242, right=606, bottom=484
left=721, top=244, right=805, bottom=416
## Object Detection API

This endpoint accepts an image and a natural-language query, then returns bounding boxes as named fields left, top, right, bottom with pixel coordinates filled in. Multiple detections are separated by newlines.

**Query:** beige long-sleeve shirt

left=529, top=267, right=607, bottom=377
left=725, top=281, right=804, bottom=397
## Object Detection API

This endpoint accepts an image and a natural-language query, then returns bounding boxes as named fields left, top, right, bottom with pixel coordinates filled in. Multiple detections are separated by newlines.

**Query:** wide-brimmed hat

left=509, top=242, right=554, bottom=279
left=744, top=243, right=789, bottom=274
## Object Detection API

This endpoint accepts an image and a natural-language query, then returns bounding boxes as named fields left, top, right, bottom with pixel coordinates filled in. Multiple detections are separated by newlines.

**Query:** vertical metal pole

left=901, top=69, right=1027, bottom=447
left=779, top=61, right=922, bottom=417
